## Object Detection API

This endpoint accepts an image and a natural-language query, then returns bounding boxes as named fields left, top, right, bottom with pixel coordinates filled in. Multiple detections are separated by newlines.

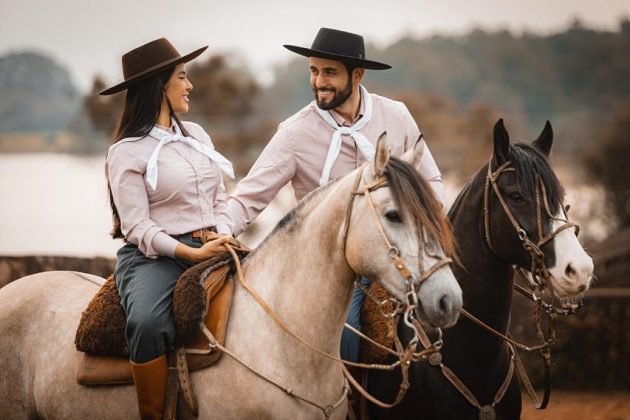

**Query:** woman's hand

left=175, top=233, right=240, bottom=263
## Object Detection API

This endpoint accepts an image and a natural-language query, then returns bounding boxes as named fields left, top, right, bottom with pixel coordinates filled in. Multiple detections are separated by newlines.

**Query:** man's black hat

left=284, top=28, right=391, bottom=70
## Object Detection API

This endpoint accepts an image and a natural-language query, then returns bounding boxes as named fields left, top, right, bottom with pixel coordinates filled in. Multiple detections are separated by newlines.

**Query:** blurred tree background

left=584, top=104, right=630, bottom=227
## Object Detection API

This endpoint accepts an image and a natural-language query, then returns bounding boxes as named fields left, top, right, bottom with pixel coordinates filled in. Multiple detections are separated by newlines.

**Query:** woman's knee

left=126, top=312, right=175, bottom=347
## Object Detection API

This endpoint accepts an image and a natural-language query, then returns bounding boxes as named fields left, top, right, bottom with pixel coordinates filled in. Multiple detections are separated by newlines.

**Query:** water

left=0, top=154, right=118, bottom=257
left=0, top=153, right=296, bottom=257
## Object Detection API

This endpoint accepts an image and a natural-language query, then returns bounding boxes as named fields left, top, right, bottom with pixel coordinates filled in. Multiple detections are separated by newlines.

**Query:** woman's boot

left=130, top=354, right=168, bottom=419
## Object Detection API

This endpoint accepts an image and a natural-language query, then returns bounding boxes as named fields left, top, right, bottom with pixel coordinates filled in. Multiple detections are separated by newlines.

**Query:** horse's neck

left=238, top=182, right=356, bottom=354
left=446, top=171, right=515, bottom=370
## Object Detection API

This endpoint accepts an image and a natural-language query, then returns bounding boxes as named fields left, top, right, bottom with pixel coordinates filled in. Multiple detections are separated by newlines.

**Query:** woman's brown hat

left=99, top=38, right=208, bottom=96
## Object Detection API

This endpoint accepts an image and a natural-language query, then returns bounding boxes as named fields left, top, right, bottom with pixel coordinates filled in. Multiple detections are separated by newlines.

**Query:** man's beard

left=313, top=79, right=353, bottom=110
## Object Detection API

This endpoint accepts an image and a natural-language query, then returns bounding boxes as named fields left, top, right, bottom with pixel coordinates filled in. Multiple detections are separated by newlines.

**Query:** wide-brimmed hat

left=284, top=28, right=391, bottom=70
left=100, top=38, right=208, bottom=96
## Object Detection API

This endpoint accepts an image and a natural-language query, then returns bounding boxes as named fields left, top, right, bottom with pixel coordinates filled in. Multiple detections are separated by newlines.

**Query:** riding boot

left=130, top=354, right=168, bottom=420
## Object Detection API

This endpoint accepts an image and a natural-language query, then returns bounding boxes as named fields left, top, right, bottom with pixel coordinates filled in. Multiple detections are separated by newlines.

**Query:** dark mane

left=448, top=168, right=483, bottom=218
left=385, top=157, right=456, bottom=259
left=508, top=143, right=565, bottom=214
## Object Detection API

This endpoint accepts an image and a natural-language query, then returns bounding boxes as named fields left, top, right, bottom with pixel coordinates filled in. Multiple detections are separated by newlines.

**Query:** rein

left=339, top=164, right=453, bottom=408
left=432, top=159, right=582, bottom=415
left=199, top=163, right=452, bottom=416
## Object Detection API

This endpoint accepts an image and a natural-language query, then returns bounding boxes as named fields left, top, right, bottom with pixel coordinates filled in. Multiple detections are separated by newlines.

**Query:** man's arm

left=399, top=103, right=446, bottom=205
left=227, top=127, right=296, bottom=237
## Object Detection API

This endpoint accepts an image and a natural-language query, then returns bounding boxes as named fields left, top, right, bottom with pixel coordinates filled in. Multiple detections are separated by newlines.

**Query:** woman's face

left=164, top=63, right=193, bottom=113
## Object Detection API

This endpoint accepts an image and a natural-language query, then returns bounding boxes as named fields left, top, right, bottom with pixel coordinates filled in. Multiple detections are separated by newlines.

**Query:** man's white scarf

left=315, top=84, right=375, bottom=186
left=145, top=122, right=234, bottom=191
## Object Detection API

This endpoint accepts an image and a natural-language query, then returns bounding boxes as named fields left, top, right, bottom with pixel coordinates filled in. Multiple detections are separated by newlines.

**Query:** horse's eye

left=508, top=192, right=524, bottom=202
left=385, top=210, right=402, bottom=223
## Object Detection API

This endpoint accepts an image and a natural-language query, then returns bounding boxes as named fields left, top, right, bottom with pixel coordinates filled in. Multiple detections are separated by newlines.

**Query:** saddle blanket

left=75, top=251, right=246, bottom=385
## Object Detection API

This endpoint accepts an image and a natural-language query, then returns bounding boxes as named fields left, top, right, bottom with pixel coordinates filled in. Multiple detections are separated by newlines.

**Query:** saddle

left=75, top=248, right=248, bottom=386
left=359, top=282, right=397, bottom=364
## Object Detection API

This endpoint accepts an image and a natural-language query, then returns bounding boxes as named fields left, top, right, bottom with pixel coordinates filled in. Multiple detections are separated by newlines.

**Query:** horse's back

left=0, top=271, right=133, bottom=419
left=0, top=270, right=102, bottom=334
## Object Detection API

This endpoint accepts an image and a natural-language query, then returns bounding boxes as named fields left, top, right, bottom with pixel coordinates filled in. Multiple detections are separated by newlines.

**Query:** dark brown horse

left=366, top=119, right=593, bottom=419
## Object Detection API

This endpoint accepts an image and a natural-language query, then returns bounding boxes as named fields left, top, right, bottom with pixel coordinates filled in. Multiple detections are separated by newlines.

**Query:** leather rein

left=200, top=163, right=452, bottom=417
left=434, top=159, right=582, bottom=415
left=339, top=164, right=453, bottom=408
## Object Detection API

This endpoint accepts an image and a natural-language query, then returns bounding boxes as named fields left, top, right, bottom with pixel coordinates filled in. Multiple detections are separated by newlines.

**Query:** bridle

left=201, top=162, right=455, bottom=416
left=483, top=160, right=579, bottom=290
left=342, top=163, right=453, bottom=305
left=428, top=158, right=583, bottom=415
left=339, top=163, right=455, bottom=408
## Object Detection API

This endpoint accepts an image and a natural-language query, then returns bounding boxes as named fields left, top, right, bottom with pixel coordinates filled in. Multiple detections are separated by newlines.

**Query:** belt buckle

left=192, top=227, right=215, bottom=244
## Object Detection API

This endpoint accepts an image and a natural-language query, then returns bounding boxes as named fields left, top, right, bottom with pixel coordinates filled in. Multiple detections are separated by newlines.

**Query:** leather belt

left=191, top=226, right=216, bottom=243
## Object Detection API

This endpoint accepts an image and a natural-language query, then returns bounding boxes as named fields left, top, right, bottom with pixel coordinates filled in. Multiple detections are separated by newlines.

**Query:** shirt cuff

left=216, top=223, right=232, bottom=236
left=150, top=232, right=180, bottom=259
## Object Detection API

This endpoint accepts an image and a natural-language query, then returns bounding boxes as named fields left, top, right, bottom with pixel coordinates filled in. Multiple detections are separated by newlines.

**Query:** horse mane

left=384, top=157, right=457, bottom=260
left=448, top=143, right=565, bottom=220
left=448, top=169, right=483, bottom=219
left=508, top=143, right=565, bottom=214
left=250, top=157, right=456, bottom=262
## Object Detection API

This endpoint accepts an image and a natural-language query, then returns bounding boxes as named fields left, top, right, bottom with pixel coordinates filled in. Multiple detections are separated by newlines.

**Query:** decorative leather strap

left=438, top=348, right=515, bottom=414
left=177, top=347, right=198, bottom=416
left=512, top=336, right=551, bottom=409
left=164, top=352, right=179, bottom=420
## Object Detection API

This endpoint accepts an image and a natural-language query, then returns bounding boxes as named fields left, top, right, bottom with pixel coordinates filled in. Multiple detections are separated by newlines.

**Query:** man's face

left=309, top=57, right=353, bottom=110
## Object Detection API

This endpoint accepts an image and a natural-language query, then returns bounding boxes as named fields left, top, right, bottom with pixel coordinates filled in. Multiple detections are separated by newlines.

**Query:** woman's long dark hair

left=108, top=66, right=190, bottom=239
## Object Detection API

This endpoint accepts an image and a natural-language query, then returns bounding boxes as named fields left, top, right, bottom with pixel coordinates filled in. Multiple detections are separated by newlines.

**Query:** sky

left=1, top=0, right=629, bottom=92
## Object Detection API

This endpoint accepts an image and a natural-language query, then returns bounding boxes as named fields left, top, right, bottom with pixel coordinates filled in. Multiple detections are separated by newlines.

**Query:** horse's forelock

left=509, top=144, right=565, bottom=214
left=384, top=157, right=457, bottom=260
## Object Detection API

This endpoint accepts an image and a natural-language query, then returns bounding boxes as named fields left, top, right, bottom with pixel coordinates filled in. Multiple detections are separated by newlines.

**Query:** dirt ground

left=521, top=392, right=630, bottom=420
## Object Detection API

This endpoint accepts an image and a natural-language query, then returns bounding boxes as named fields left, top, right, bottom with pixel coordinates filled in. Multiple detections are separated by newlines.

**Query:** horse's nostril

left=577, top=284, right=586, bottom=293
left=439, top=295, right=449, bottom=314
left=565, top=263, right=577, bottom=278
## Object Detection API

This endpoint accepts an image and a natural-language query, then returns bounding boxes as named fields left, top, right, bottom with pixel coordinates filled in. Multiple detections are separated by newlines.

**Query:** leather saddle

left=75, top=251, right=246, bottom=386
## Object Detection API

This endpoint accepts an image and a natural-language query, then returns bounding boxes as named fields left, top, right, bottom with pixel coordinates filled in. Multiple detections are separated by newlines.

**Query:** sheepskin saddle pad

left=359, top=282, right=398, bottom=364
left=75, top=250, right=248, bottom=386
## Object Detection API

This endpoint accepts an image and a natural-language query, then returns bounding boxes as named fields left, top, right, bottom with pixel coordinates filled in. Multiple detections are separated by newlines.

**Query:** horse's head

left=486, top=119, right=593, bottom=298
left=343, top=133, right=462, bottom=328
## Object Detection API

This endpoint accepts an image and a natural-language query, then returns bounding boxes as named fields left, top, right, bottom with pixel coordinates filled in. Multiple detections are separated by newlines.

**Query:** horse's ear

left=532, top=120, right=553, bottom=156
left=402, top=134, right=426, bottom=171
left=374, top=131, right=390, bottom=177
left=492, top=119, right=510, bottom=166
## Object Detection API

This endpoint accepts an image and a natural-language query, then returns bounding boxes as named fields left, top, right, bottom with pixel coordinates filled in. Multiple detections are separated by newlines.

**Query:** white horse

left=0, top=135, right=462, bottom=419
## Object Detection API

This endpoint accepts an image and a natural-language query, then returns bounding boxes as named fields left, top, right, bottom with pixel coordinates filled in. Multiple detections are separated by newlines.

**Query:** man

left=227, top=27, right=445, bottom=362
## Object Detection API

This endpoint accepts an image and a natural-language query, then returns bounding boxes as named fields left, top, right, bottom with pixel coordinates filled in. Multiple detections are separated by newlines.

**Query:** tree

left=584, top=103, right=630, bottom=227
left=83, top=76, right=123, bottom=139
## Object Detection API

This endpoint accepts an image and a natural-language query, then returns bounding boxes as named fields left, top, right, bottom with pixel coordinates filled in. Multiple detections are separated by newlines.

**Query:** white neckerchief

left=315, top=84, right=374, bottom=186
left=145, top=121, right=234, bottom=191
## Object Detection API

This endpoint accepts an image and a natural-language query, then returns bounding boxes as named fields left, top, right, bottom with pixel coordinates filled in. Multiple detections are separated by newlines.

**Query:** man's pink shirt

left=227, top=92, right=445, bottom=236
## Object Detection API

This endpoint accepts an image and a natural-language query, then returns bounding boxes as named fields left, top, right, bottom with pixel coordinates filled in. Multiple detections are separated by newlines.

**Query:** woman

left=101, top=37, right=237, bottom=419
